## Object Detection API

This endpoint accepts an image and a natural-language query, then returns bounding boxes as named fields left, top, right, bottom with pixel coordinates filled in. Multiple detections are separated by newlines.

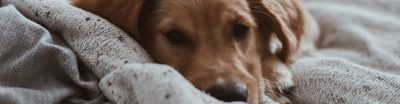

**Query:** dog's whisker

left=268, top=83, right=301, bottom=98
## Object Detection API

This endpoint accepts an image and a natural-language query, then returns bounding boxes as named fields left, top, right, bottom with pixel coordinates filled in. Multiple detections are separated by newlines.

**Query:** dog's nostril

left=205, top=83, right=247, bottom=102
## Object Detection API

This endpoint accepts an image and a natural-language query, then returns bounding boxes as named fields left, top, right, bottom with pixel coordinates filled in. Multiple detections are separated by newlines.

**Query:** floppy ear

left=73, top=0, right=145, bottom=41
left=247, top=0, right=299, bottom=63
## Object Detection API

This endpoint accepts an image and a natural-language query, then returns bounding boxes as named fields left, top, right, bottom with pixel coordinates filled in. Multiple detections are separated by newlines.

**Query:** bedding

left=0, top=0, right=399, bottom=104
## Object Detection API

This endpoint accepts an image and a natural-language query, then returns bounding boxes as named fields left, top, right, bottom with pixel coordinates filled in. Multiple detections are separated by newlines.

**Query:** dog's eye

left=233, top=24, right=249, bottom=40
left=164, top=30, right=188, bottom=45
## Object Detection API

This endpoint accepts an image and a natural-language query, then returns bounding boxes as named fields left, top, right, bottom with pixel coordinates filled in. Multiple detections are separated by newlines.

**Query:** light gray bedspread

left=0, top=0, right=399, bottom=104
left=0, top=4, right=104, bottom=104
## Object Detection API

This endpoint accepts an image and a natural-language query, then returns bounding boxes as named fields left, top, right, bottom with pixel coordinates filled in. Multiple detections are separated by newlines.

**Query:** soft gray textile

left=290, top=0, right=400, bottom=103
left=0, top=5, right=103, bottom=104
left=0, top=0, right=399, bottom=104
left=99, top=64, right=246, bottom=104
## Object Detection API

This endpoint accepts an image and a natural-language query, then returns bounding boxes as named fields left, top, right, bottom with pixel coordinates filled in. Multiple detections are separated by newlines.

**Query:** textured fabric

left=0, top=0, right=153, bottom=78
left=0, top=5, right=103, bottom=104
left=99, top=64, right=246, bottom=104
left=290, top=0, right=400, bottom=103
left=0, top=0, right=399, bottom=104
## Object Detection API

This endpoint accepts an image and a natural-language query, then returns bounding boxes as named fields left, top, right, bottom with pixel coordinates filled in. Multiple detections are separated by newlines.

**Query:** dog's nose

left=205, top=83, right=247, bottom=102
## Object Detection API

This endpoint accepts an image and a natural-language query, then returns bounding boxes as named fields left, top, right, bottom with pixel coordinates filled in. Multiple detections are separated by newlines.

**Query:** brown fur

left=73, top=0, right=308, bottom=103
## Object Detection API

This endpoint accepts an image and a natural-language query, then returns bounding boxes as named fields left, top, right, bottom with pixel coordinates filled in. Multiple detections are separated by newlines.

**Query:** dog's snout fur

left=180, top=46, right=254, bottom=90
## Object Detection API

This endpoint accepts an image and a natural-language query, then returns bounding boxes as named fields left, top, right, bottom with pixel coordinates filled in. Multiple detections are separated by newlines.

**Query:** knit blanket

left=0, top=0, right=399, bottom=104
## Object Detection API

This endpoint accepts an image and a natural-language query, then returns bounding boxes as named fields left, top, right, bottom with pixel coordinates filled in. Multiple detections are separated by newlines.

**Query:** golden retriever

left=73, top=0, right=311, bottom=103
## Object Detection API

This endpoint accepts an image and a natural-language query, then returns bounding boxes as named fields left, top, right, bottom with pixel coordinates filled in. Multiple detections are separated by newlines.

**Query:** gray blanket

left=0, top=0, right=399, bottom=104
left=0, top=4, right=104, bottom=104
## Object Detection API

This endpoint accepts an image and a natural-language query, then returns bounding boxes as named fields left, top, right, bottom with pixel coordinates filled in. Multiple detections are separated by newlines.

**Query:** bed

left=0, top=0, right=399, bottom=103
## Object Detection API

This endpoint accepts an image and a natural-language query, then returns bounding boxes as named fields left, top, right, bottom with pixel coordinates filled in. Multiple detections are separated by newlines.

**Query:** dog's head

left=74, top=0, right=303, bottom=103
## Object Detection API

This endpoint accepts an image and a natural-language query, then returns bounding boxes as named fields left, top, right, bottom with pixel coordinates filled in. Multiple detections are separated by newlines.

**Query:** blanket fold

left=0, top=5, right=103, bottom=104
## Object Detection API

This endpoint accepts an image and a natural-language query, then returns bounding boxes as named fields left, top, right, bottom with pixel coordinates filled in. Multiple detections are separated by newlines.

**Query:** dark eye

left=164, top=30, right=188, bottom=45
left=233, top=23, right=249, bottom=40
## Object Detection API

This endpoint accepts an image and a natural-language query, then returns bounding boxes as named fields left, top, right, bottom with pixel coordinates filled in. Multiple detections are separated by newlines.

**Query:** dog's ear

left=248, top=0, right=299, bottom=63
left=73, top=0, right=145, bottom=41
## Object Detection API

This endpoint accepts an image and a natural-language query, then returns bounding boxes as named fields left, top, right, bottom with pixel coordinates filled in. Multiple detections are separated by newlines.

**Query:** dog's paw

left=262, top=89, right=292, bottom=104
left=263, top=63, right=294, bottom=104
left=274, top=64, right=294, bottom=94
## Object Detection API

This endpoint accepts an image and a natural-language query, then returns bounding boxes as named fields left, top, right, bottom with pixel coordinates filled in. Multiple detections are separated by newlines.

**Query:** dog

left=73, top=0, right=314, bottom=103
